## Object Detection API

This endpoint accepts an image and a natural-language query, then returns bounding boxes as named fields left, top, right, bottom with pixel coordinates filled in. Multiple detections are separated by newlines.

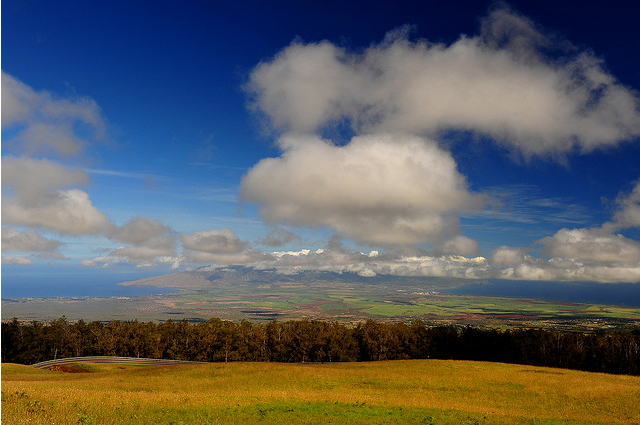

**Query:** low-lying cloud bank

left=180, top=236, right=640, bottom=284
left=187, top=178, right=640, bottom=283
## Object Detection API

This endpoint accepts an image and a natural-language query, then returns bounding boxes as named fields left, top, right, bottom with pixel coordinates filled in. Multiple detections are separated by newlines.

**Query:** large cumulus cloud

left=247, top=8, right=640, bottom=156
left=241, top=133, right=484, bottom=245
left=242, top=5, right=640, bottom=252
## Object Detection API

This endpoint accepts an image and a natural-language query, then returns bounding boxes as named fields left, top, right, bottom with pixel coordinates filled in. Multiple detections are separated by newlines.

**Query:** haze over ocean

left=1, top=268, right=172, bottom=298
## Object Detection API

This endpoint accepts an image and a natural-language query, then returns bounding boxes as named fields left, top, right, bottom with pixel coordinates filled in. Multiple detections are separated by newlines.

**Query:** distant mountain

left=118, top=265, right=472, bottom=290
left=118, top=270, right=211, bottom=288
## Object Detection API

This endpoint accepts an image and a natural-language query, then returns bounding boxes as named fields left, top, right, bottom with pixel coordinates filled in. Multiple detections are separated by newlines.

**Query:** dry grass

left=2, top=360, right=639, bottom=424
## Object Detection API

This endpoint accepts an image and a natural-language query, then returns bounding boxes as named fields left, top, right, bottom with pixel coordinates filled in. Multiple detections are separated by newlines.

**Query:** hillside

left=3, top=359, right=639, bottom=424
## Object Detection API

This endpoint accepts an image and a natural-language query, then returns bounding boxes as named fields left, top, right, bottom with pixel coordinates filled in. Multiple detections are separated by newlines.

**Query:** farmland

left=3, top=359, right=639, bottom=425
left=3, top=269, right=639, bottom=330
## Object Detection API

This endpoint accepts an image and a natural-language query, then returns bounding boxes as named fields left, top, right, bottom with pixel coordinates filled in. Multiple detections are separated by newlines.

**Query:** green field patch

left=598, top=306, right=640, bottom=319
left=320, top=303, right=348, bottom=311
left=232, top=401, right=451, bottom=424
left=361, top=302, right=428, bottom=317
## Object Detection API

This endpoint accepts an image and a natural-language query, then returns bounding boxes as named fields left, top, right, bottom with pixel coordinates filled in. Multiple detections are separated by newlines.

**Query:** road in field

left=31, top=356, right=204, bottom=370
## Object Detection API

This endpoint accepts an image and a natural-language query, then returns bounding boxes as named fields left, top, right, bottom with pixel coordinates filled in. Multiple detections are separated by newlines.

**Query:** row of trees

left=2, top=317, right=639, bottom=375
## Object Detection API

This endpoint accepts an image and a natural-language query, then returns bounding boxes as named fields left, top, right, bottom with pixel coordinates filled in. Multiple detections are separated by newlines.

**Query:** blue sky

left=2, top=0, right=640, bottom=291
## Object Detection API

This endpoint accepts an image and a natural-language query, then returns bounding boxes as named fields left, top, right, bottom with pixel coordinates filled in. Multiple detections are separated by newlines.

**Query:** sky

left=2, top=0, right=640, bottom=292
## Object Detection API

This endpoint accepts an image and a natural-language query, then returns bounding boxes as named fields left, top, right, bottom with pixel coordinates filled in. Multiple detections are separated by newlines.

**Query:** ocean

left=1, top=268, right=176, bottom=298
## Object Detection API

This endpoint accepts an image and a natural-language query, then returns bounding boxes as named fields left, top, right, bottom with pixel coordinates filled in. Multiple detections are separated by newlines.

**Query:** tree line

left=2, top=317, right=639, bottom=375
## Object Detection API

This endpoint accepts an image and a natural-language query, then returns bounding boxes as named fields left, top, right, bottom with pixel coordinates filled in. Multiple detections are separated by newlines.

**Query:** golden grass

left=2, top=360, right=639, bottom=424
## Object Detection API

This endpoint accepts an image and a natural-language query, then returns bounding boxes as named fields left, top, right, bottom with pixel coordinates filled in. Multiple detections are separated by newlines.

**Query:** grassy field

left=2, top=360, right=639, bottom=424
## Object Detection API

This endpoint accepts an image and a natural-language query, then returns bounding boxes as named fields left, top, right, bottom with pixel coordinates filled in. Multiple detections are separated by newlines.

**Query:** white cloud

left=15, top=123, right=87, bottom=157
left=483, top=177, right=640, bottom=283
left=2, top=256, right=34, bottom=266
left=435, top=235, right=480, bottom=256
left=604, top=180, right=640, bottom=231
left=247, top=41, right=359, bottom=134
left=540, top=228, right=640, bottom=264
left=81, top=221, right=637, bottom=282
left=481, top=226, right=640, bottom=283
left=181, top=228, right=246, bottom=254
left=241, top=133, right=483, bottom=245
left=174, top=229, right=640, bottom=283
left=2, top=189, right=111, bottom=236
left=247, top=7, right=640, bottom=157
left=180, top=250, right=267, bottom=267
left=257, top=228, right=301, bottom=247
left=180, top=228, right=268, bottom=266
left=1, top=148, right=110, bottom=239
left=2, top=227, right=63, bottom=255
left=79, top=256, right=115, bottom=268
left=259, top=247, right=386, bottom=277
left=108, top=218, right=177, bottom=260
left=490, top=246, right=528, bottom=264
left=493, top=258, right=640, bottom=283
left=2, top=156, right=88, bottom=198
left=185, top=235, right=489, bottom=279
left=80, top=254, right=178, bottom=269
left=81, top=218, right=179, bottom=268
left=1, top=71, right=107, bottom=157
left=242, top=5, right=640, bottom=260
left=0, top=74, right=113, bottom=239
left=1, top=72, right=36, bottom=125
left=2, top=74, right=193, bottom=270
left=254, top=244, right=640, bottom=283
left=247, top=246, right=490, bottom=279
